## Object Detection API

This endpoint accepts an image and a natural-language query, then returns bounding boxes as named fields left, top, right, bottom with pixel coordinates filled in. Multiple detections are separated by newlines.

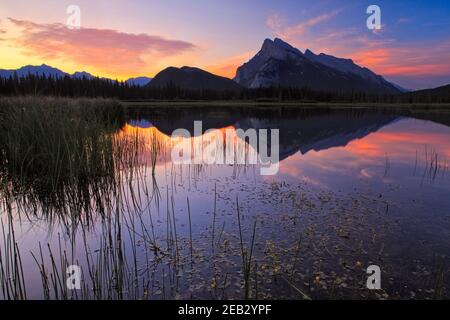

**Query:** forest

left=0, top=74, right=449, bottom=103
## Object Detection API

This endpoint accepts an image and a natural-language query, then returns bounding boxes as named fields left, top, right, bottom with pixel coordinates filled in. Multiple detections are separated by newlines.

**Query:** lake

left=2, top=105, right=450, bottom=300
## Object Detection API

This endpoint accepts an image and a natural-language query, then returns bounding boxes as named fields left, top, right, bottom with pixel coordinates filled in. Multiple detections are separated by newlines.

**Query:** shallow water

left=2, top=106, right=450, bottom=300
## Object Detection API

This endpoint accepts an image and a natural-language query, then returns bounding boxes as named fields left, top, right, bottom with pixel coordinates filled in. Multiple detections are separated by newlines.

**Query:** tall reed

left=0, top=96, right=125, bottom=221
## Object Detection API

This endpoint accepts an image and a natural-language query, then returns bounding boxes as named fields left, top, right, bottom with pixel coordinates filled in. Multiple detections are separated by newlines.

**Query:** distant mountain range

left=148, top=66, right=242, bottom=91
left=125, top=77, right=153, bottom=87
left=0, top=64, right=67, bottom=79
left=2, top=38, right=445, bottom=94
left=0, top=64, right=152, bottom=87
left=234, top=38, right=403, bottom=94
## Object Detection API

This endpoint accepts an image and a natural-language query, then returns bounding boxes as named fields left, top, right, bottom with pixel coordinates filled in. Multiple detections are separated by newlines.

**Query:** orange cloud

left=205, top=52, right=253, bottom=79
left=351, top=44, right=450, bottom=76
left=351, top=48, right=391, bottom=68
left=7, top=18, right=196, bottom=77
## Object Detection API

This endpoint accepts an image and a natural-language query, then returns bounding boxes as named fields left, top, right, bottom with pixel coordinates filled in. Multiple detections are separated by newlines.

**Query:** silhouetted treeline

left=1, top=74, right=449, bottom=103
left=402, top=85, right=450, bottom=104
left=0, top=74, right=143, bottom=99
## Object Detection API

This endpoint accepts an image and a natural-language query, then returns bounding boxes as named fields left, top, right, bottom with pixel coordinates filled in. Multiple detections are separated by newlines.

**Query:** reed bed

left=0, top=96, right=126, bottom=220
left=0, top=96, right=172, bottom=300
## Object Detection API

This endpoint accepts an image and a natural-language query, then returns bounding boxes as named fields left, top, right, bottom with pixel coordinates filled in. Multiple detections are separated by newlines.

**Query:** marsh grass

left=0, top=96, right=124, bottom=179
left=0, top=96, right=143, bottom=299
left=417, top=145, right=448, bottom=185
left=434, top=258, right=445, bottom=300
left=0, top=96, right=125, bottom=220
left=0, top=207, right=27, bottom=300
left=236, top=196, right=257, bottom=299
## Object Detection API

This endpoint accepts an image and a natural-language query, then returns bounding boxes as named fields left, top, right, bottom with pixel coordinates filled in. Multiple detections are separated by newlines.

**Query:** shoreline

left=121, top=100, right=450, bottom=110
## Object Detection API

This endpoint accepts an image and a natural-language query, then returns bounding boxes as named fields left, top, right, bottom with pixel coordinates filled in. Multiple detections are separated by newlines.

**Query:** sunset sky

left=1, top=0, right=449, bottom=89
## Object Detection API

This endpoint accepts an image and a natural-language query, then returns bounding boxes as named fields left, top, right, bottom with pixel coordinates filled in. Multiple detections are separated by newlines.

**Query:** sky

left=0, top=0, right=449, bottom=90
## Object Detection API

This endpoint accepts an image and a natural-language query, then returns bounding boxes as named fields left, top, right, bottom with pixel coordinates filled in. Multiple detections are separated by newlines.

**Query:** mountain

left=234, top=38, right=401, bottom=94
left=405, top=84, right=450, bottom=103
left=0, top=64, right=154, bottom=86
left=126, top=77, right=152, bottom=87
left=304, top=50, right=385, bottom=84
left=388, top=82, right=410, bottom=93
left=304, top=49, right=411, bottom=93
left=411, top=84, right=450, bottom=95
left=72, top=71, right=95, bottom=79
left=0, top=64, right=68, bottom=78
left=149, top=66, right=242, bottom=91
left=0, top=64, right=93, bottom=80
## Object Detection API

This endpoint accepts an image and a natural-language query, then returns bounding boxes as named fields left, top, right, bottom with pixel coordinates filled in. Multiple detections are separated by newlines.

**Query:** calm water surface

left=3, top=106, right=450, bottom=299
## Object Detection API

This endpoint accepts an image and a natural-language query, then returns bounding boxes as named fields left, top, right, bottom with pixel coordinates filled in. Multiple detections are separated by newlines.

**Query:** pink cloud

left=351, top=42, right=450, bottom=76
left=265, top=14, right=284, bottom=30
left=8, top=18, right=196, bottom=75
left=267, top=10, right=342, bottom=41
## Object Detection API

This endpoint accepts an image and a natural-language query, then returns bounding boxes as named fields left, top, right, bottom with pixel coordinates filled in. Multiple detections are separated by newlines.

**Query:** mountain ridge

left=148, top=66, right=242, bottom=91
left=125, top=77, right=152, bottom=86
left=0, top=64, right=152, bottom=87
left=234, top=38, right=402, bottom=94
